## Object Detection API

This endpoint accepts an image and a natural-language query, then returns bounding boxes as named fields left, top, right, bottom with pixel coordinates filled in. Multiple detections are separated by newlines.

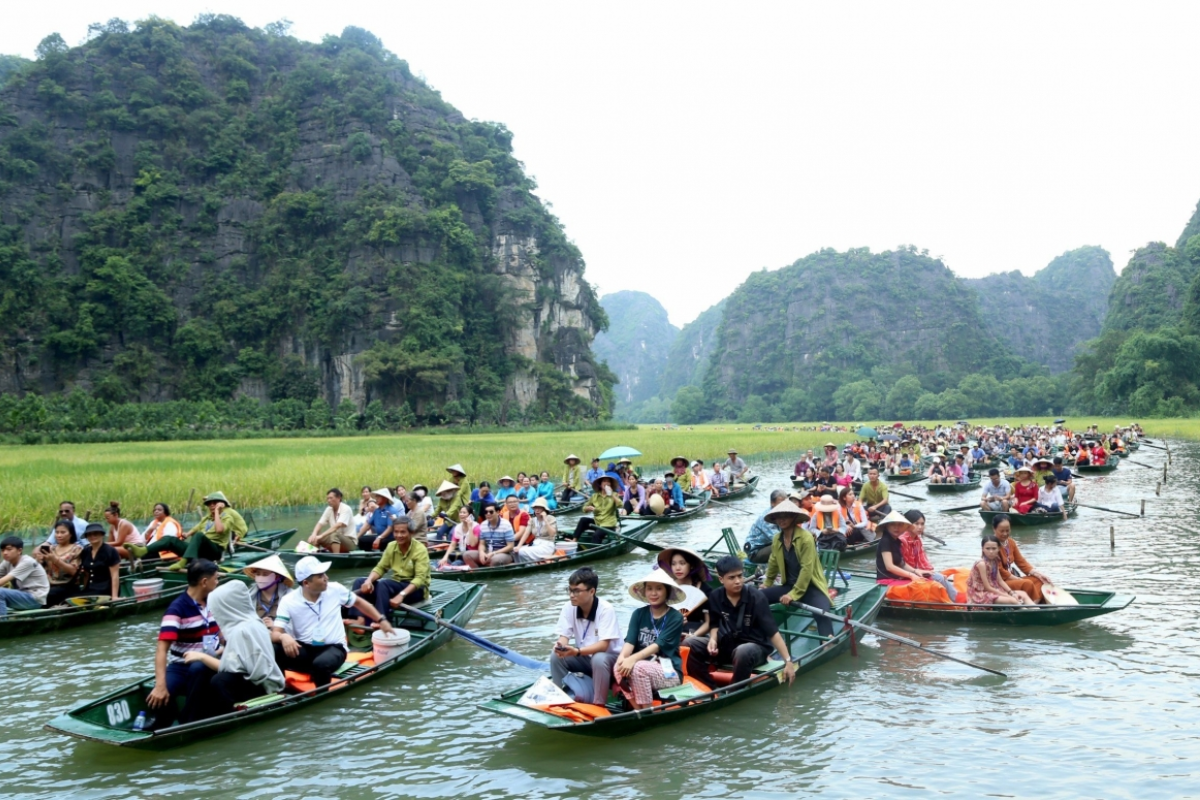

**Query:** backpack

left=817, top=528, right=847, bottom=553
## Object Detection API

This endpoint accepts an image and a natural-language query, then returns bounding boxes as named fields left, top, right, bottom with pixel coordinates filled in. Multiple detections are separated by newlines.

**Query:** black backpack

left=817, top=528, right=847, bottom=553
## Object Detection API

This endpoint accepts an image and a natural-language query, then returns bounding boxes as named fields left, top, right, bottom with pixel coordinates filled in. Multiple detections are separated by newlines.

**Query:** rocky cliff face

left=591, top=291, right=678, bottom=406
left=967, top=246, right=1115, bottom=372
left=660, top=299, right=724, bottom=398
left=0, top=18, right=609, bottom=421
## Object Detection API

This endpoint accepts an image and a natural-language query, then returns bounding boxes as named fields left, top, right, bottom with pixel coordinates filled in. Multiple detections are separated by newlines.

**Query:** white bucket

left=559, top=541, right=579, bottom=556
left=371, top=628, right=411, bottom=664
left=132, top=578, right=163, bottom=602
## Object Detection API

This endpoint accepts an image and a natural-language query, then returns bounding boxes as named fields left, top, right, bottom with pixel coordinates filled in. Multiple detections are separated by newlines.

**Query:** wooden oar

left=1074, top=503, right=1142, bottom=519
left=797, top=603, right=1007, bottom=677
left=1123, top=459, right=1155, bottom=469
left=398, top=602, right=548, bottom=671
left=939, top=504, right=982, bottom=514
left=923, top=532, right=947, bottom=546
left=704, top=497, right=755, bottom=516
left=888, top=489, right=923, bottom=501
left=1138, top=442, right=1168, bottom=451
left=611, top=532, right=665, bottom=552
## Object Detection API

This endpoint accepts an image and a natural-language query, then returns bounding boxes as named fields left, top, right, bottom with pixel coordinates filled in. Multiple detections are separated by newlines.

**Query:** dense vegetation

left=0, top=17, right=610, bottom=436
left=592, top=291, right=678, bottom=413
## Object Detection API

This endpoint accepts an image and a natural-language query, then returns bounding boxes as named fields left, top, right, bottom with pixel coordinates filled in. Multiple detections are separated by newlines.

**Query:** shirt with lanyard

left=275, top=582, right=356, bottom=647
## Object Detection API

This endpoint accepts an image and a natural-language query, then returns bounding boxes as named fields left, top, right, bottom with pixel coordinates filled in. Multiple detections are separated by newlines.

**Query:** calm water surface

left=6, top=444, right=1198, bottom=799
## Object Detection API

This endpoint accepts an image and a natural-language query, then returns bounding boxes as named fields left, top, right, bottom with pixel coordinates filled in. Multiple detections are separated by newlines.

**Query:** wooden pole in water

left=1156, top=482, right=1161, bottom=496
left=1110, top=524, right=1115, bottom=549
left=1141, top=499, right=1146, bottom=517
left=1163, top=463, right=1168, bottom=483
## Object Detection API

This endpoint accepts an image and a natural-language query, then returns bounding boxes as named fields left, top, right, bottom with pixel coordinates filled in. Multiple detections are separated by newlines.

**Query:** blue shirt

left=360, top=505, right=398, bottom=535
left=477, top=518, right=514, bottom=550
left=744, top=511, right=779, bottom=552
left=586, top=467, right=605, bottom=483
left=664, top=482, right=685, bottom=508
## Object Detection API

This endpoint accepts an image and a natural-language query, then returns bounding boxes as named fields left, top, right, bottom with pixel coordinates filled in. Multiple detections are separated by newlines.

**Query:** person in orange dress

left=989, top=514, right=1052, bottom=603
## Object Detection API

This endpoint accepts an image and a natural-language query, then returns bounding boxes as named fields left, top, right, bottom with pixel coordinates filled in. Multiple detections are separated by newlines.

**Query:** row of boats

left=29, top=452, right=1137, bottom=747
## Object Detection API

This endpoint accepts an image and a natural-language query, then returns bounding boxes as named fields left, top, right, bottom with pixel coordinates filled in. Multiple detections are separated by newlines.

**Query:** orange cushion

left=683, top=675, right=711, bottom=693
left=708, top=670, right=734, bottom=686
left=284, top=670, right=316, bottom=693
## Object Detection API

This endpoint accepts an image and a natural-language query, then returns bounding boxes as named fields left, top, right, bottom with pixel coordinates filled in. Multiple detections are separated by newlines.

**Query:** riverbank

left=0, top=416, right=1173, bottom=531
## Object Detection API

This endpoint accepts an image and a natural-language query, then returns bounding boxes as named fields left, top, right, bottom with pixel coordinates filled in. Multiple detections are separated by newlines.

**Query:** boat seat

left=283, top=670, right=353, bottom=694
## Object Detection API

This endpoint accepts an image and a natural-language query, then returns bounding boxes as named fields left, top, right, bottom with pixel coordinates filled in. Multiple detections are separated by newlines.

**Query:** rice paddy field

left=0, top=416, right=1183, bottom=533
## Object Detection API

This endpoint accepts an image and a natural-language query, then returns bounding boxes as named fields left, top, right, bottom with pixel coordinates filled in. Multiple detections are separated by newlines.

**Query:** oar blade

left=400, top=603, right=549, bottom=671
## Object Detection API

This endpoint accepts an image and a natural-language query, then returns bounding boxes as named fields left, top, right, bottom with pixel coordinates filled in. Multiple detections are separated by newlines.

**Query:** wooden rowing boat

left=0, top=567, right=251, bottom=640
left=45, top=579, right=484, bottom=749
left=1075, top=456, right=1119, bottom=474
left=926, top=475, right=982, bottom=493
left=479, top=575, right=885, bottom=737
left=273, top=540, right=451, bottom=571
left=626, top=491, right=711, bottom=524
left=429, top=519, right=658, bottom=581
left=721, top=475, right=760, bottom=501
left=979, top=503, right=1077, bottom=527
left=879, top=586, right=1132, bottom=626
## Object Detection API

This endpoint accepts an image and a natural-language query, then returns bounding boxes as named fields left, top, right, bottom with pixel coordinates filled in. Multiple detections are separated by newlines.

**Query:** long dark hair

left=989, top=514, right=1011, bottom=532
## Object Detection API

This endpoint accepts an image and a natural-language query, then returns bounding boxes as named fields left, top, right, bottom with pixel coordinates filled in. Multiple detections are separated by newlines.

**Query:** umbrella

left=880, top=434, right=900, bottom=442
left=891, top=422, right=905, bottom=428
left=857, top=426, right=878, bottom=439
left=957, top=420, right=969, bottom=426
left=598, top=446, right=643, bottom=461
left=1054, top=418, right=1066, bottom=424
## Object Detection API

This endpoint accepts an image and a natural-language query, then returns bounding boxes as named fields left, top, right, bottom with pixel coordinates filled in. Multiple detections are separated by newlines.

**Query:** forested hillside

left=591, top=291, right=677, bottom=410
left=0, top=17, right=611, bottom=434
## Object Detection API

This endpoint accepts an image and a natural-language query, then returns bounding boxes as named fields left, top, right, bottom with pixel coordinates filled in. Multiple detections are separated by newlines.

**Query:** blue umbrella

left=857, top=426, right=878, bottom=439
left=598, top=446, right=643, bottom=461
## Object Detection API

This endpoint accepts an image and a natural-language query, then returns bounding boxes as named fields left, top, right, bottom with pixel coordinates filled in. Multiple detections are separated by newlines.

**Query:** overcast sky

left=4, top=2, right=1199, bottom=326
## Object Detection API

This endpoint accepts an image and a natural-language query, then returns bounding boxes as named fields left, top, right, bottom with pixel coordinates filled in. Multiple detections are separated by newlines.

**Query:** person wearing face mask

left=242, top=555, right=295, bottom=628
left=572, top=471, right=625, bottom=542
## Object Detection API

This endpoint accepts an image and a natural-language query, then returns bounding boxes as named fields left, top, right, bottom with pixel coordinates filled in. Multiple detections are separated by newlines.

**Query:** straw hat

left=765, top=500, right=813, bottom=525
left=813, top=494, right=840, bottom=513
left=876, top=510, right=913, bottom=534
left=618, top=457, right=633, bottom=465
left=823, top=442, right=837, bottom=448
left=372, top=487, right=394, bottom=503
left=670, top=456, right=689, bottom=468
left=563, top=454, right=581, bottom=465
left=655, top=547, right=712, bottom=583
left=435, top=480, right=460, bottom=496
left=1014, top=466, right=1034, bottom=478
left=411, top=484, right=428, bottom=495
left=727, top=448, right=738, bottom=454
left=592, top=471, right=622, bottom=491
left=446, top=464, right=467, bottom=477
left=628, top=568, right=686, bottom=605
left=531, top=497, right=550, bottom=511
left=498, top=475, right=516, bottom=486
left=242, top=554, right=295, bottom=587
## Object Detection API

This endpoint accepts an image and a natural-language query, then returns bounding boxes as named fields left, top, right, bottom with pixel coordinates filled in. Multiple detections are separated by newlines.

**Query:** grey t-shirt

left=0, top=555, right=50, bottom=604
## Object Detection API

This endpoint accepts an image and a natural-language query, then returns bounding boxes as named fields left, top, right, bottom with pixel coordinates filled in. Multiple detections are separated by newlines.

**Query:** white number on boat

left=106, top=699, right=131, bottom=726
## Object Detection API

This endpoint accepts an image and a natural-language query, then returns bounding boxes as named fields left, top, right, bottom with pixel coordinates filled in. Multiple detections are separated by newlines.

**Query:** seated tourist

left=656, top=546, right=712, bottom=635
left=683, top=556, right=798, bottom=686
left=689, top=460, right=712, bottom=495
left=561, top=456, right=585, bottom=504
left=710, top=462, right=729, bottom=496
left=622, top=479, right=649, bottom=516
left=990, top=514, right=1051, bottom=603
left=572, top=472, right=625, bottom=542
left=142, top=503, right=183, bottom=550
left=1050, top=457, right=1076, bottom=503
left=494, top=476, right=518, bottom=504
left=857, top=468, right=892, bottom=522
left=432, top=481, right=465, bottom=542
left=146, top=559, right=223, bottom=725
left=535, top=472, right=558, bottom=510
left=308, top=489, right=357, bottom=553
left=760, top=502, right=833, bottom=636
left=898, top=510, right=960, bottom=602
left=273, top=556, right=394, bottom=687
left=804, top=494, right=846, bottom=536
left=500, top=495, right=530, bottom=546
left=77, top=523, right=121, bottom=601
left=613, top=570, right=685, bottom=710
left=0, top=536, right=49, bottom=617
left=243, top=554, right=294, bottom=628
left=743, top=490, right=787, bottom=564
left=352, top=520, right=430, bottom=618
left=516, top=498, right=557, bottom=562
left=662, top=473, right=685, bottom=513
left=1011, top=467, right=1038, bottom=514
left=470, top=481, right=495, bottom=508
left=184, top=580, right=285, bottom=720
left=840, top=486, right=873, bottom=545
left=927, top=456, right=948, bottom=484
left=551, top=567, right=622, bottom=703
left=463, top=502, right=515, bottom=568
left=438, top=507, right=479, bottom=569
left=968, top=535, right=1035, bottom=606
left=103, top=502, right=145, bottom=563
left=874, top=511, right=925, bottom=586
left=516, top=476, right=537, bottom=512
left=980, top=468, right=1013, bottom=511
left=1034, top=475, right=1066, bottom=518
left=33, top=520, right=82, bottom=608
left=130, top=492, right=246, bottom=570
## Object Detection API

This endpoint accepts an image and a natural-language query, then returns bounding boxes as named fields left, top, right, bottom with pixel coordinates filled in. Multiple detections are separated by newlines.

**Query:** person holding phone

left=550, top=567, right=622, bottom=704
left=129, top=491, right=247, bottom=570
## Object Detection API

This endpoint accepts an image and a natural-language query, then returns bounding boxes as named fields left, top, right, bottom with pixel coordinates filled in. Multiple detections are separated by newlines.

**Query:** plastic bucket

left=372, top=628, right=411, bottom=664
left=132, top=578, right=163, bottom=602
left=559, top=541, right=579, bottom=556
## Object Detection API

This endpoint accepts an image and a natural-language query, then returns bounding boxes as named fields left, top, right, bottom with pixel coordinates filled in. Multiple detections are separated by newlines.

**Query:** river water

left=6, top=443, right=1197, bottom=799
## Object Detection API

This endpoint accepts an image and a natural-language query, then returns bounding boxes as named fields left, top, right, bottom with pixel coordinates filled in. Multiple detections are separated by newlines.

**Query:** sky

left=3, top=2, right=1199, bottom=326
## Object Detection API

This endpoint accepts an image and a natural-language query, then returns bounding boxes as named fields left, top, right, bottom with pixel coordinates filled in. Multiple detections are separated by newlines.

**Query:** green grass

left=0, top=417, right=1181, bottom=532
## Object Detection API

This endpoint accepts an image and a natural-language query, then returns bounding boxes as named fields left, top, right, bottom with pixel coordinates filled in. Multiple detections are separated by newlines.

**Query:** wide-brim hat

left=618, top=457, right=633, bottom=465
left=655, top=547, right=712, bottom=584
left=670, top=456, right=689, bottom=468
left=435, top=480, right=460, bottom=496
left=1033, top=459, right=1053, bottom=468
left=203, top=491, right=230, bottom=506
left=498, top=476, right=516, bottom=486
left=531, top=497, right=550, bottom=511
left=372, top=487, right=395, bottom=503
left=628, top=568, right=687, bottom=605
left=876, top=510, right=913, bottom=534
left=412, top=484, right=428, bottom=494
left=765, top=500, right=813, bottom=525
left=823, top=442, right=837, bottom=449
left=446, top=463, right=467, bottom=477
left=564, top=454, right=581, bottom=465
left=293, top=555, right=332, bottom=584
left=243, top=554, right=295, bottom=587
left=1014, top=466, right=1034, bottom=478
left=813, top=494, right=840, bottom=513
left=83, top=522, right=106, bottom=537
left=592, top=471, right=622, bottom=491
left=726, top=448, right=738, bottom=454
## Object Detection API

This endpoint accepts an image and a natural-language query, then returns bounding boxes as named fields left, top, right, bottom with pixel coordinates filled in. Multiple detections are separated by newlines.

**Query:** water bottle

left=132, top=711, right=147, bottom=731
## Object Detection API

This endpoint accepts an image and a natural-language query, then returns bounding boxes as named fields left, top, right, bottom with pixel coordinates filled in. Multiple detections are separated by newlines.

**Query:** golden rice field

left=0, top=416, right=1184, bottom=532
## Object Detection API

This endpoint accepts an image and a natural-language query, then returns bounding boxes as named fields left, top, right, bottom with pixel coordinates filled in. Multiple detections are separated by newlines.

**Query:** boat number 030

left=106, top=699, right=132, bottom=726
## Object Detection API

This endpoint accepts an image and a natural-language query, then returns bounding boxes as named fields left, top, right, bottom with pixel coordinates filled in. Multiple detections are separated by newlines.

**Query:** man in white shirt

left=272, top=556, right=394, bottom=686
left=0, top=536, right=50, bottom=616
left=726, top=449, right=750, bottom=482
left=550, top=567, right=622, bottom=704
left=308, top=489, right=356, bottom=553
left=843, top=451, right=862, bottom=483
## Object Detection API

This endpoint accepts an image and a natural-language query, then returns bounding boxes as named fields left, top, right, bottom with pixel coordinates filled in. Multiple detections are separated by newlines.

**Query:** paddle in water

left=1074, top=503, right=1141, bottom=519
left=797, top=603, right=1007, bottom=677
left=939, top=504, right=983, bottom=514
left=398, top=603, right=549, bottom=671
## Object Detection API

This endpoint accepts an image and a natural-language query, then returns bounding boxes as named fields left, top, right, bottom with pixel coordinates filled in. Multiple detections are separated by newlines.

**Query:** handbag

left=817, top=529, right=847, bottom=553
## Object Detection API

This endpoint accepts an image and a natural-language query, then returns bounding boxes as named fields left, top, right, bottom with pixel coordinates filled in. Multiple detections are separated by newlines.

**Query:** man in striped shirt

left=146, top=559, right=222, bottom=725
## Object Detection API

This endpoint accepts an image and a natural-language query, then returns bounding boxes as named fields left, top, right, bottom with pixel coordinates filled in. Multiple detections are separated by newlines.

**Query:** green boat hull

left=926, top=477, right=982, bottom=493
left=721, top=475, right=760, bottom=501
left=979, top=504, right=1077, bottom=527
left=45, top=579, right=484, bottom=749
left=0, top=567, right=252, bottom=640
left=626, top=491, right=711, bottom=524
left=879, top=587, right=1133, bottom=626
left=1075, top=457, right=1119, bottom=474
left=480, top=577, right=886, bottom=737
